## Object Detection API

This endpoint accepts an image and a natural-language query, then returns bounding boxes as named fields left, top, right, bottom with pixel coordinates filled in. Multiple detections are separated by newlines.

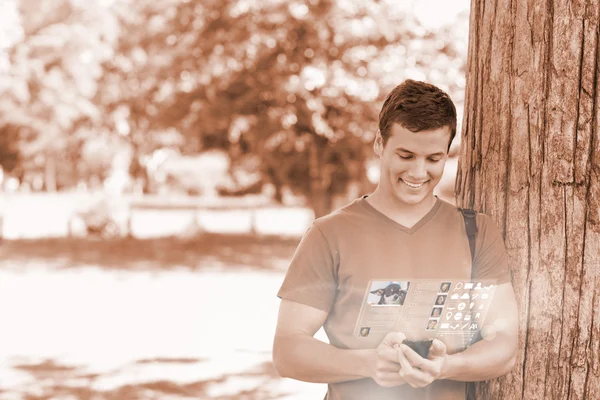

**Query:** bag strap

left=459, top=208, right=478, bottom=263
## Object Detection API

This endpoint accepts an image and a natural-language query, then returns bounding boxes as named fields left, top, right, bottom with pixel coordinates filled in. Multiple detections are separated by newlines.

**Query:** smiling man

left=273, top=80, right=519, bottom=399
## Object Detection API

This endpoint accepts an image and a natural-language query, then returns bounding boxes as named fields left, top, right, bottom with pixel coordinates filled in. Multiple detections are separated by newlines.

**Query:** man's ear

left=373, top=130, right=384, bottom=157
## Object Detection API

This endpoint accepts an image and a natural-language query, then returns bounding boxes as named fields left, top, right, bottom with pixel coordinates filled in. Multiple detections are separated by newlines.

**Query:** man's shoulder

left=437, top=199, right=491, bottom=221
left=312, top=197, right=369, bottom=232
left=440, top=200, right=500, bottom=235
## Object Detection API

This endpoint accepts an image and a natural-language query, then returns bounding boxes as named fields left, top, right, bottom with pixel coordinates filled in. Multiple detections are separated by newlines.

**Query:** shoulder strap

left=459, top=208, right=478, bottom=263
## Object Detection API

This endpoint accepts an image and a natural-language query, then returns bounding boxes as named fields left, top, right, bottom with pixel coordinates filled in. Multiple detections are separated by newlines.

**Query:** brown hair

left=378, top=79, right=457, bottom=149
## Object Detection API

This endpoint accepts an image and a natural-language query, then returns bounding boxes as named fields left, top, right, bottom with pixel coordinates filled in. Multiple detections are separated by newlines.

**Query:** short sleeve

left=472, top=214, right=512, bottom=284
left=277, top=222, right=338, bottom=312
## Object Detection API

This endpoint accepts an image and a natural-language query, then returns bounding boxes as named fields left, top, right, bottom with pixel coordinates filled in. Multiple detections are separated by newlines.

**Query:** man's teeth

left=401, top=180, right=425, bottom=188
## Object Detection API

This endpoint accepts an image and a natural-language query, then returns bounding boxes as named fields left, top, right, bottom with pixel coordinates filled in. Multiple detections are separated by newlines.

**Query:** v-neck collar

left=359, top=195, right=442, bottom=234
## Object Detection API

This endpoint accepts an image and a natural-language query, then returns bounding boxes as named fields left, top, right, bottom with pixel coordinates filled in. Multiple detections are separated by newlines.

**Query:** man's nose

left=407, top=159, right=427, bottom=180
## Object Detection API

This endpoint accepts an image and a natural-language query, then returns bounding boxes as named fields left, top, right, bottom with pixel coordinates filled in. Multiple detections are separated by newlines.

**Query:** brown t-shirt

left=277, top=197, right=511, bottom=400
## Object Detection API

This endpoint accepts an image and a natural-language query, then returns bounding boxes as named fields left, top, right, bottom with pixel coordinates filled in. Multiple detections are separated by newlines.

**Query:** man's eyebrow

left=395, top=148, right=446, bottom=156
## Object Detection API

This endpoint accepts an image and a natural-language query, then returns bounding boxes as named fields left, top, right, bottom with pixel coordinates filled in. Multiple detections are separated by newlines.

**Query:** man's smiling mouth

left=399, top=179, right=428, bottom=188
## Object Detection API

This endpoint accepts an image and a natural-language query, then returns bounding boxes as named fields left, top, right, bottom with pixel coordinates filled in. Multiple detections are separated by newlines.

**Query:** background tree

left=457, top=0, right=599, bottom=398
left=1, top=0, right=468, bottom=217
left=98, top=0, right=467, bottom=216
left=0, top=0, right=121, bottom=190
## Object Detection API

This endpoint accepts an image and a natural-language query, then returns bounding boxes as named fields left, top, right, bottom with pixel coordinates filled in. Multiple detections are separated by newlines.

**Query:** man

left=427, top=320, right=438, bottom=331
left=440, top=282, right=451, bottom=293
left=272, top=80, right=518, bottom=399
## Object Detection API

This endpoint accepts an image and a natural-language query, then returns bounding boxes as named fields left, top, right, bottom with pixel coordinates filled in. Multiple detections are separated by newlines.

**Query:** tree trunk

left=44, top=153, right=57, bottom=192
left=457, top=0, right=600, bottom=398
left=308, top=136, right=332, bottom=218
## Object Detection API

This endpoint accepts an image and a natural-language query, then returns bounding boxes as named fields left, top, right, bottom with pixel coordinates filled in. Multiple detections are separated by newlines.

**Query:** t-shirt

left=277, top=196, right=511, bottom=400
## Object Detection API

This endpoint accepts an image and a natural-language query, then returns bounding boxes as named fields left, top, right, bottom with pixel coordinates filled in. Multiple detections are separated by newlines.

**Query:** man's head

left=373, top=80, right=457, bottom=207
left=378, top=79, right=457, bottom=150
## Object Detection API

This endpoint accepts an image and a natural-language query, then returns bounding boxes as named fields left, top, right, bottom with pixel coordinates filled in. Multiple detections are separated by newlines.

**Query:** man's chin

left=393, top=188, right=435, bottom=206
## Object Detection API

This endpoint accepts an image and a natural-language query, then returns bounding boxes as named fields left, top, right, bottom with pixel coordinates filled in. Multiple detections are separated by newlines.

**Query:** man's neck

left=366, top=188, right=437, bottom=228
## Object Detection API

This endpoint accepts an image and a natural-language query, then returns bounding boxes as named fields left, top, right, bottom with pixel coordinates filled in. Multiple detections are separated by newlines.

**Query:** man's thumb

left=383, top=331, right=406, bottom=346
left=429, top=339, right=447, bottom=356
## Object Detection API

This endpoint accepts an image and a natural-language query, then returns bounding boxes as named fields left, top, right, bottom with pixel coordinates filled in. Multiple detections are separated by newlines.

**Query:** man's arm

left=395, top=282, right=519, bottom=388
left=440, top=282, right=519, bottom=381
left=272, top=299, right=406, bottom=386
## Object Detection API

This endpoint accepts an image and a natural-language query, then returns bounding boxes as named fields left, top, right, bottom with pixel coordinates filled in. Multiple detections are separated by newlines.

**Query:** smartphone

left=402, top=339, right=433, bottom=358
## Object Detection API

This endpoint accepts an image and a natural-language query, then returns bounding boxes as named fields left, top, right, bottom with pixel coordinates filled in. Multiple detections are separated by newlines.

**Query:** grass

left=0, top=233, right=301, bottom=272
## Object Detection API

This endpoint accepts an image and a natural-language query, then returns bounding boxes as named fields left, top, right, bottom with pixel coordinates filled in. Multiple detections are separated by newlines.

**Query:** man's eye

left=428, top=158, right=441, bottom=162
left=398, top=154, right=412, bottom=160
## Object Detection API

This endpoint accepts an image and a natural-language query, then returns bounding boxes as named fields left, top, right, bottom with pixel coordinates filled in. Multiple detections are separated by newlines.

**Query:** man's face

left=374, top=123, right=450, bottom=207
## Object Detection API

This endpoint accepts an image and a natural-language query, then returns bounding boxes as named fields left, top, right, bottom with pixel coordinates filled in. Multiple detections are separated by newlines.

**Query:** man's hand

left=369, top=332, right=407, bottom=388
left=397, top=339, right=448, bottom=388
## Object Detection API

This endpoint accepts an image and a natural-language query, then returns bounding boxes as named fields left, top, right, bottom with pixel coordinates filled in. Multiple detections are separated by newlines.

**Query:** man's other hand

left=370, top=332, right=407, bottom=388
left=398, top=338, right=448, bottom=388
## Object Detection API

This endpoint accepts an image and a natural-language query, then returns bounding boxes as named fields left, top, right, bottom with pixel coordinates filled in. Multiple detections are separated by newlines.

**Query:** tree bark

left=457, top=0, right=600, bottom=398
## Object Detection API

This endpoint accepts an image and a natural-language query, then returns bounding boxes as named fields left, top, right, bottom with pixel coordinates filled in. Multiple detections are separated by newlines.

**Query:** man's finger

left=378, top=348, right=401, bottom=363
left=398, top=346, right=434, bottom=387
left=382, top=331, right=407, bottom=347
left=428, top=339, right=447, bottom=358
left=401, top=344, right=438, bottom=375
left=378, top=359, right=403, bottom=372
left=397, top=346, right=414, bottom=374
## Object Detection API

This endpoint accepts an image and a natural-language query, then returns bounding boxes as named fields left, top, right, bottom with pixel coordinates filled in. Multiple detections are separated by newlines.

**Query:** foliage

left=0, top=0, right=468, bottom=210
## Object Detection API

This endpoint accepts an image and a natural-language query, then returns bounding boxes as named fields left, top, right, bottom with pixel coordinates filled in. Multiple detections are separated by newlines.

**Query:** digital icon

left=464, top=313, right=472, bottom=321
left=469, top=323, right=479, bottom=330
left=470, top=302, right=476, bottom=309
left=479, top=304, right=485, bottom=310
left=474, top=312, right=481, bottom=320
left=441, top=322, right=450, bottom=329
left=461, top=322, right=470, bottom=330
left=474, top=283, right=482, bottom=290
left=446, top=311, right=453, bottom=320
left=454, top=282, right=464, bottom=290
left=461, top=293, right=470, bottom=299
left=451, top=324, right=460, bottom=330
left=482, top=293, right=489, bottom=299
left=430, top=307, right=442, bottom=318
left=454, top=312, right=463, bottom=321
left=464, top=282, right=474, bottom=289
left=439, top=282, right=451, bottom=293
left=457, top=302, right=466, bottom=311
left=451, top=293, right=460, bottom=300
left=471, top=293, right=479, bottom=300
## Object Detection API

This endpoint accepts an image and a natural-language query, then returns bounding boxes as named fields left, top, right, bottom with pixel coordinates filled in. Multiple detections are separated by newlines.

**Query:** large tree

left=457, top=0, right=599, bottom=398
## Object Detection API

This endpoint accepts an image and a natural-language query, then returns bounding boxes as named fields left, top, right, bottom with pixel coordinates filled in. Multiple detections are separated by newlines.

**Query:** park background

left=0, top=0, right=506, bottom=398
